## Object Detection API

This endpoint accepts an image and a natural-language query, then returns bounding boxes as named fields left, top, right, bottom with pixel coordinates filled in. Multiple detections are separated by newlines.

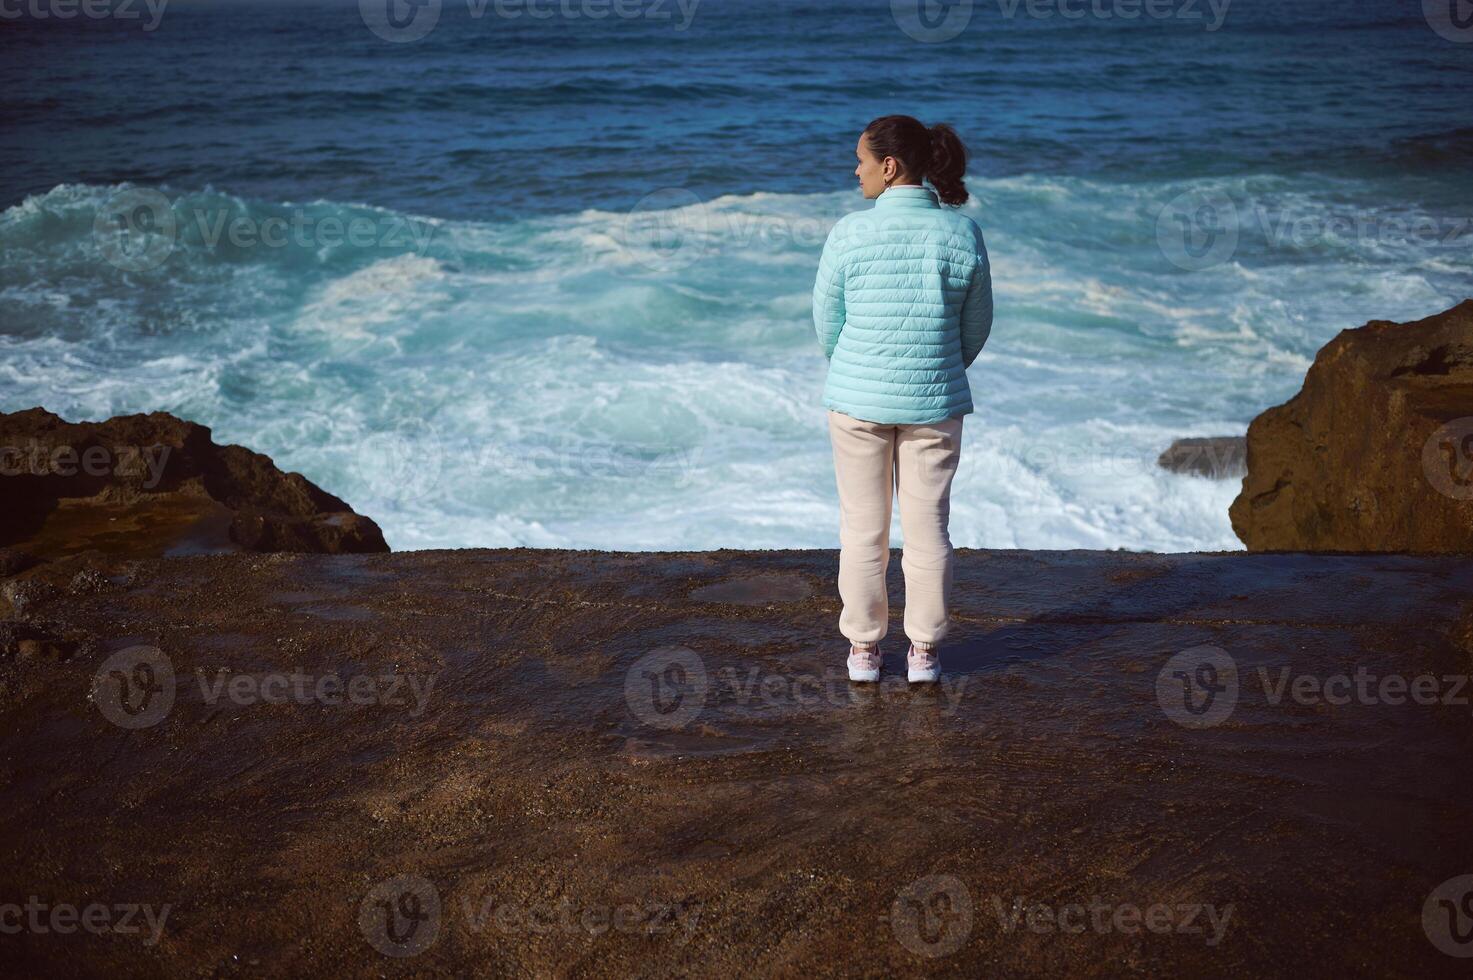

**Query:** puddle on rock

left=690, top=572, right=813, bottom=605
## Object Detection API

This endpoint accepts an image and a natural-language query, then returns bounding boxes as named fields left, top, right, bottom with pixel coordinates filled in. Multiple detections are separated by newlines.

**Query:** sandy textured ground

left=2, top=547, right=1471, bottom=977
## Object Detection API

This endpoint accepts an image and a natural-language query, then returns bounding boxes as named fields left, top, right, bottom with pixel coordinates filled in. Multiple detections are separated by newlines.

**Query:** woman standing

left=812, top=114, right=993, bottom=685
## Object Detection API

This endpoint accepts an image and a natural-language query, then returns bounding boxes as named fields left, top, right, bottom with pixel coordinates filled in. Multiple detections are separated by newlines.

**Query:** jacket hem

left=823, top=401, right=973, bottom=425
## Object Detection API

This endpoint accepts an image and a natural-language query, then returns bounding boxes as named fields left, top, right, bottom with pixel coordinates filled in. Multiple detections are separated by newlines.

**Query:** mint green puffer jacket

left=812, top=184, right=993, bottom=424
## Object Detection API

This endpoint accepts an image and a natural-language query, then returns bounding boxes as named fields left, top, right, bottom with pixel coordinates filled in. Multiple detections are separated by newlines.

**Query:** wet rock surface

left=0, top=407, right=388, bottom=559
left=0, top=547, right=37, bottom=578
left=1, top=546, right=1470, bottom=975
left=1, top=577, right=59, bottom=616
left=1157, top=436, right=1246, bottom=479
left=1231, top=300, right=1473, bottom=552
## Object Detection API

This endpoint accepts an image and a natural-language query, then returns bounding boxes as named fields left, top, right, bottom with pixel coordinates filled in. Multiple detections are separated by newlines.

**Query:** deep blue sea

left=2, top=0, right=1470, bottom=550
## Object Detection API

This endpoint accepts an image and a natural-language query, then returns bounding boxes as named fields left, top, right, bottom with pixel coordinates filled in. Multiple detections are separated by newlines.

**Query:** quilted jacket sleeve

left=812, top=221, right=847, bottom=360
left=960, top=228, right=993, bottom=370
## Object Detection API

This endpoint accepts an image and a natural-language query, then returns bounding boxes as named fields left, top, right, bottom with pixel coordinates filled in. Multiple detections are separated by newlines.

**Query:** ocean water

left=1, top=0, right=1469, bottom=551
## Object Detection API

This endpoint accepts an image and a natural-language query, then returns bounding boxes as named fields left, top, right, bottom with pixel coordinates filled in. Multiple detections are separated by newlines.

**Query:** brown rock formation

left=1230, top=300, right=1473, bottom=552
left=0, top=408, right=388, bottom=558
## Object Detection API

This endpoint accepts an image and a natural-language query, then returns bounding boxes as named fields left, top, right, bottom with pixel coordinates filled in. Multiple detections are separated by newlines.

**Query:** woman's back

left=819, top=113, right=988, bottom=684
left=813, top=184, right=992, bottom=425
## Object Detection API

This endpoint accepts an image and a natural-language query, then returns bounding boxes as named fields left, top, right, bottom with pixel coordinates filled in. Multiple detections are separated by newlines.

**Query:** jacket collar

left=874, top=185, right=939, bottom=209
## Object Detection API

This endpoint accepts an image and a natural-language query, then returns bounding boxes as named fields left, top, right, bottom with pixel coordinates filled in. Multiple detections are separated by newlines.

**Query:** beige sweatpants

left=826, top=408, right=964, bottom=650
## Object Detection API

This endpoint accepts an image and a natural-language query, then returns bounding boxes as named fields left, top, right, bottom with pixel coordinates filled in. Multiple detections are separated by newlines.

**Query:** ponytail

left=861, top=115, right=971, bottom=207
left=926, top=123, right=969, bottom=206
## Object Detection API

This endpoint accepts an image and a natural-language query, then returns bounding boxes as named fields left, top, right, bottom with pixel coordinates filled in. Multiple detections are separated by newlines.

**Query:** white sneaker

left=907, top=645, right=940, bottom=684
left=847, top=644, right=881, bottom=683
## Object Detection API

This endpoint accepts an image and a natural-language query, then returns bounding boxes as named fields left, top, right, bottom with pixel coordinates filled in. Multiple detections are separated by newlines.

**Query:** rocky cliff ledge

left=0, top=408, right=387, bottom=559
left=0, top=547, right=1469, bottom=974
left=1231, top=300, right=1473, bottom=552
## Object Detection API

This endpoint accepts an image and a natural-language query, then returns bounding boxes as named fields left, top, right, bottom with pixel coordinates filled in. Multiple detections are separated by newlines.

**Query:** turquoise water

left=1, top=1, right=1469, bottom=550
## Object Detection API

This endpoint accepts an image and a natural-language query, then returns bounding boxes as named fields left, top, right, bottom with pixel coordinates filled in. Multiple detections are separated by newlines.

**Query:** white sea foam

left=1, top=176, right=1466, bottom=551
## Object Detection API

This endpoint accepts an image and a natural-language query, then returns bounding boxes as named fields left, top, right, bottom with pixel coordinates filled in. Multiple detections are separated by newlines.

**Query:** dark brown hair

left=862, top=114, right=970, bottom=206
